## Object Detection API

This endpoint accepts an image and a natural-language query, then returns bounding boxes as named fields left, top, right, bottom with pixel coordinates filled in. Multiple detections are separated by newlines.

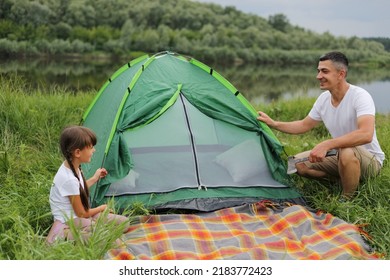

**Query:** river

left=1, top=57, right=389, bottom=114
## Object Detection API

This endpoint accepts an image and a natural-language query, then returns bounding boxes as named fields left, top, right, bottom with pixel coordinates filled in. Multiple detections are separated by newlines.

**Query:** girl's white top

left=49, top=163, right=84, bottom=223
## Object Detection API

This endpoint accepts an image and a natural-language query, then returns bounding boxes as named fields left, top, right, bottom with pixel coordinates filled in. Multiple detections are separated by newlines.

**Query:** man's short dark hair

left=319, top=51, right=349, bottom=69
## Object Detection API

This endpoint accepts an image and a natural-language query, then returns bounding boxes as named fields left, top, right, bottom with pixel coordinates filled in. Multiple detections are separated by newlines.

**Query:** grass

left=1, top=75, right=389, bottom=259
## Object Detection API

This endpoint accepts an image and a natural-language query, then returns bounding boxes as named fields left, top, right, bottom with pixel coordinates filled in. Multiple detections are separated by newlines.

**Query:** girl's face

left=77, top=145, right=96, bottom=163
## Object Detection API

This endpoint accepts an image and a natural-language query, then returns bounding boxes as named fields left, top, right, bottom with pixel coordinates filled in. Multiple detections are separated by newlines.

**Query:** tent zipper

left=179, top=93, right=204, bottom=190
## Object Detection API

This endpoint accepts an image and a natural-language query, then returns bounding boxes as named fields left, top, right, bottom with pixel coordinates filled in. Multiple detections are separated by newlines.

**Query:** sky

left=193, top=0, right=390, bottom=38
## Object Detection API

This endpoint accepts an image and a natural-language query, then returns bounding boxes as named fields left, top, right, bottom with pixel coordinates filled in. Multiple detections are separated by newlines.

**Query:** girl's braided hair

left=59, top=126, right=97, bottom=211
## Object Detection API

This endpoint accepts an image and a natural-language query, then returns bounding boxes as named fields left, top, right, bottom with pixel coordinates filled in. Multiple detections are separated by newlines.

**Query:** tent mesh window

left=106, top=94, right=285, bottom=196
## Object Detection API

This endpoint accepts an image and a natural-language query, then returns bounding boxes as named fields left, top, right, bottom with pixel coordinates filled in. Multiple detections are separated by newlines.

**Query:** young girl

left=46, top=125, right=129, bottom=244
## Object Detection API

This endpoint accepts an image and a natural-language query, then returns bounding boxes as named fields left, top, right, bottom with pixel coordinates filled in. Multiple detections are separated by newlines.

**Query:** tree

left=268, top=13, right=290, bottom=33
left=9, top=0, right=54, bottom=27
left=50, top=22, right=72, bottom=40
left=121, top=19, right=135, bottom=51
left=65, top=1, right=96, bottom=28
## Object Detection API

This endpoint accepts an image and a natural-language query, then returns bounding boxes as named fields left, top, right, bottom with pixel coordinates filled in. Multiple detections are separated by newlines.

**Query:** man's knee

left=338, top=148, right=359, bottom=167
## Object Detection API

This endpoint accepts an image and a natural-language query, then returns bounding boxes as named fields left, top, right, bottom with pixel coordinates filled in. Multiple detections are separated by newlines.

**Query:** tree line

left=364, top=37, right=390, bottom=52
left=1, top=0, right=389, bottom=65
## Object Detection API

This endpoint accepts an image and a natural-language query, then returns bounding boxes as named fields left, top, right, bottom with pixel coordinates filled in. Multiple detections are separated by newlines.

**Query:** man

left=257, top=51, right=385, bottom=199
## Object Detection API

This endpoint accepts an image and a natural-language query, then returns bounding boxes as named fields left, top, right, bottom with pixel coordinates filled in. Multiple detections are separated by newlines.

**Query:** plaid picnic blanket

left=105, top=201, right=378, bottom=260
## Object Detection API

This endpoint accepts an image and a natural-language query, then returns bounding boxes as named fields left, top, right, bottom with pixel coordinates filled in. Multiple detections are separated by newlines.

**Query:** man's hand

left=257, top=111, right=276, bottom=128
left=309, top=142, right=333, bottom=162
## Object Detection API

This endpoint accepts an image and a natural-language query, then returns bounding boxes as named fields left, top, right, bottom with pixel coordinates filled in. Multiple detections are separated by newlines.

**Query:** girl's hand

left=86, top=168, right=108, bottom=188
left=94, top=168, right=108, bottom=180
left=100, top=204, right=108, bottom=212
left=100, top=204, right=115, bottom=214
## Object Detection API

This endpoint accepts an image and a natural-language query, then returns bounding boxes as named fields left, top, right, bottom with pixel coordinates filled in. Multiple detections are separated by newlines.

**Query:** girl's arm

left=69, top=195, right=107, bottom=218
left=86, top=168, right=108, bottom=188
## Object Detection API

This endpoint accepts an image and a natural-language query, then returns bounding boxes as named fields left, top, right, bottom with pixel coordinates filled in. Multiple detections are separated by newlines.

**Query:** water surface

left=1, top=57, right=389, bottom=114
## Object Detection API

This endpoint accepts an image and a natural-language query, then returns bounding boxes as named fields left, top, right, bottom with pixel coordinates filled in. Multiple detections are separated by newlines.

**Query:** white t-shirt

left=49, top=163, right=85, bottom=223
left=309, top=84, right=385, bottom=166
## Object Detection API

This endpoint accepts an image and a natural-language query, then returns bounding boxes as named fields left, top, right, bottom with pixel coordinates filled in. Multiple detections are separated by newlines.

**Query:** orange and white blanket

left=106, top=201, right=378, bottom=260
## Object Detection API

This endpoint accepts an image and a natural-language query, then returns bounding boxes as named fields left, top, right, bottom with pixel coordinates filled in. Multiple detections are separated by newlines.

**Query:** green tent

left=81, top=51, right=304, bottom=212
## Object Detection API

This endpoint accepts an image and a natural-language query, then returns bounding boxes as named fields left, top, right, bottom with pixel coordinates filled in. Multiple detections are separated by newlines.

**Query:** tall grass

left=1, top=75, right=389, bottom=259
left=0, top=75, right=129, bottom=259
